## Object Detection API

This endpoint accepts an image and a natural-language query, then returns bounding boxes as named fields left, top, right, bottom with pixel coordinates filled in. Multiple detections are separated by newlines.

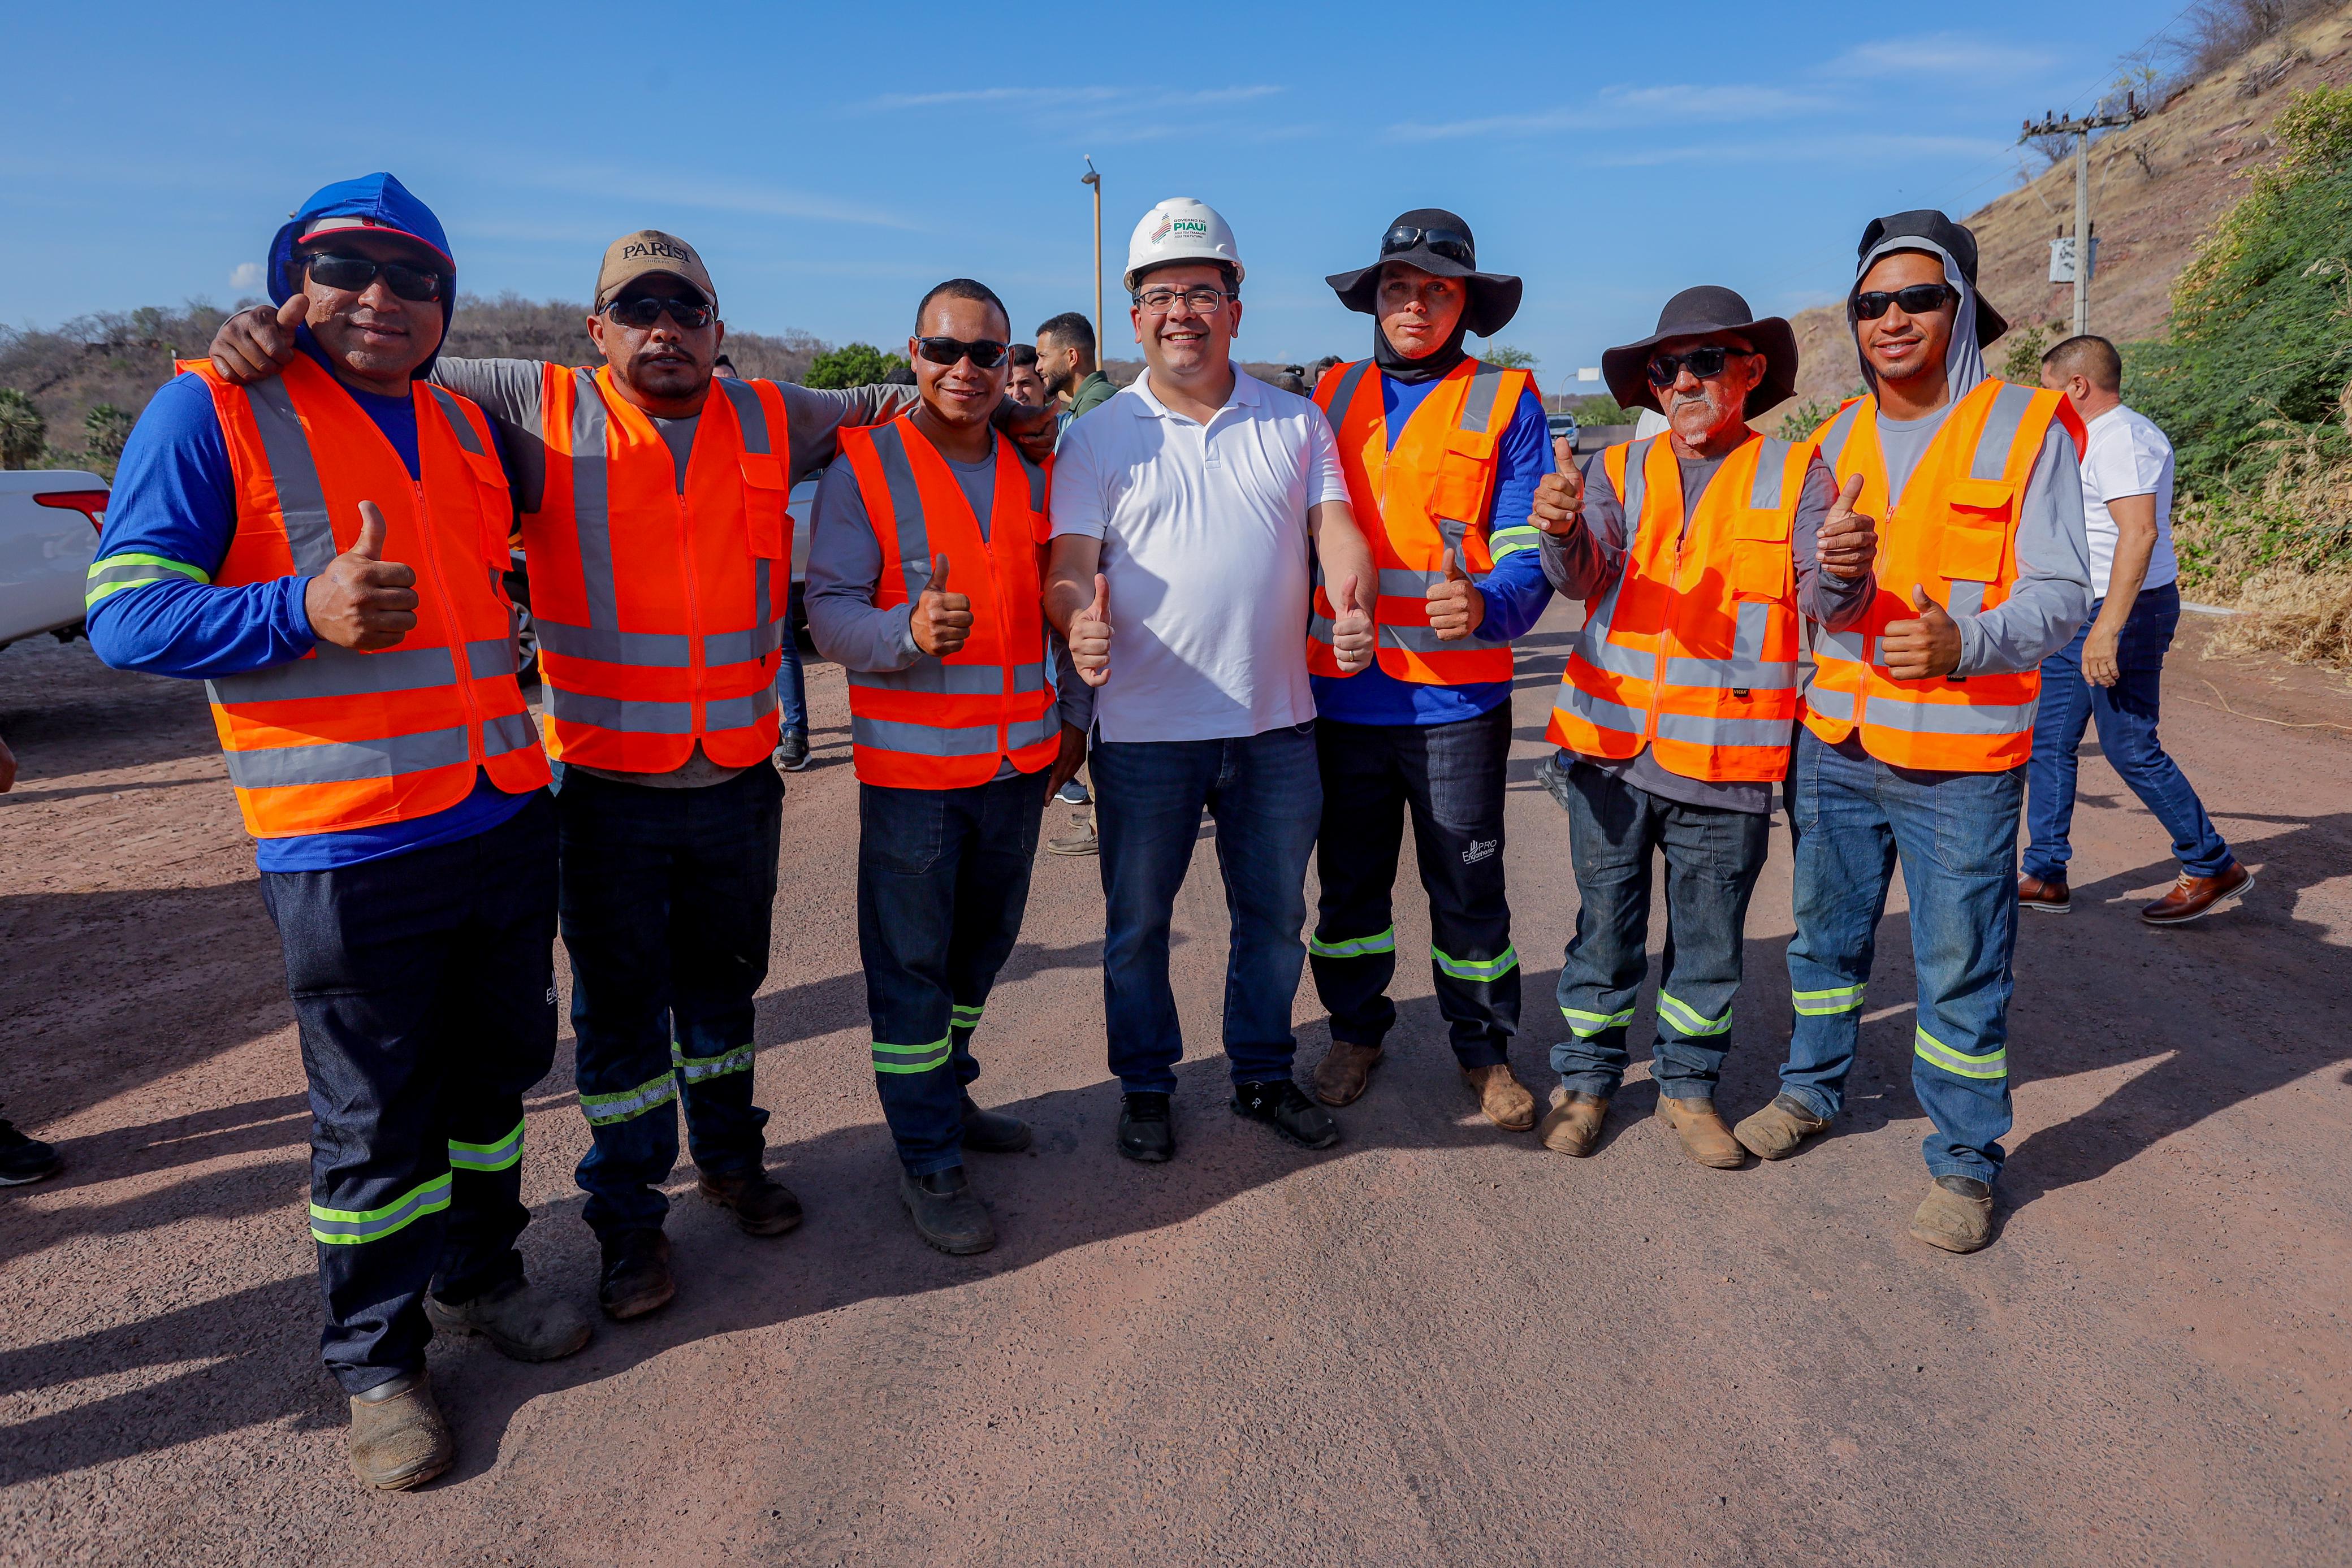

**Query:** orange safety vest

left=1801, top=379, right=2086, bottom=773
left=185, top=356, right=548, bottom=838
left=837, top=415, right=1060, bottom=790
left=1307, top=357, right=1537, bottom=685
left=525, top=367, right=793, bottom=772
left=1546, top=432, right=1813, bottom=782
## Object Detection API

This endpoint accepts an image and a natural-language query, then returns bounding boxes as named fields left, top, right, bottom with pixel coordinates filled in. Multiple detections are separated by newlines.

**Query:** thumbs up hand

left=1530, top=449, right=1585, bottom=538
left=1817, top=473, right=1878, bottom=583
left=1070, top=572, right=1113, bottom=687
left=1880, top=584, right=1963, bottom=681
left=1424, top=548, right=1486, bottom=641
left=1330, top=572, right=1376, bottom=674
left=910, top=553, right=973, bottom=656
left=304, top=500, right=420, bottom=650
left=210, top=294, right=306, bottom=385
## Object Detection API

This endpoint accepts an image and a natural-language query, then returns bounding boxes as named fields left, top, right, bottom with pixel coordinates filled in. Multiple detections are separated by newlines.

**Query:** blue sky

left=7, top=1, right=2183, bottom=381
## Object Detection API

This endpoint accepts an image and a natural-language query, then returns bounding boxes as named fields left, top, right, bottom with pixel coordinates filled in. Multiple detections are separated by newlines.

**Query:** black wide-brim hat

left=1600, top=285, right=1800, bottom=419
left=1326, top=207, right=1523, bottom=339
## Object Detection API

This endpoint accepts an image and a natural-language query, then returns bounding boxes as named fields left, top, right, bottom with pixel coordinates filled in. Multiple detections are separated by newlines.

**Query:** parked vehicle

left=1545, top=410, right=1580, bottom=451
left=0, top=470, right=107, bottom=650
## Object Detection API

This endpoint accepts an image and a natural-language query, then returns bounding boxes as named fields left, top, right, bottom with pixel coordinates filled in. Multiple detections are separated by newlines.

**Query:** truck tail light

left=34, top=488, right=110, bottom=532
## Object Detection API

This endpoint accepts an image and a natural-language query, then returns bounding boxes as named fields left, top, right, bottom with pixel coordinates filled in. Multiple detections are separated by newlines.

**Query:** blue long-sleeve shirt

left=88, top=335, right=532, bottom=871
left=1309, top=378, right=1554, bottom=726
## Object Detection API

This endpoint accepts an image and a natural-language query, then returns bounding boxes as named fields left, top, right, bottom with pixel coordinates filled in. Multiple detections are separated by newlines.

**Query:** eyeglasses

left=913, top=335, right=1008, bottom=369
left=301, top=252, right=447, bottom=302
left=1134, top=285, right=1230, bottom=315
left=1853, top=283, right=1957, bottom=320
left=605, top=294, right=715, bottom=330
left=1645, top=345, right=1754, bottom=388
left=1381, top=223, right=1476, bottom=270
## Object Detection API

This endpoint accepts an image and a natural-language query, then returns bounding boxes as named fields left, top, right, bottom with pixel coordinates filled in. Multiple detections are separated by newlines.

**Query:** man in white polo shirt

left=1047, top=198, right=1378, bottom=1163
left=2021, top=334, right=2249, bottom=926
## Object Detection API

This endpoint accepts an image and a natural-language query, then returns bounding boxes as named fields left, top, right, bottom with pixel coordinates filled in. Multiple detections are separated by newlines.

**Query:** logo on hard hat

left=1149, top=215, right=1209, bottom=246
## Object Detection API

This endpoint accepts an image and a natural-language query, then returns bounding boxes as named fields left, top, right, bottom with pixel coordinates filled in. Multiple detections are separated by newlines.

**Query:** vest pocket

left=1432, top=427, right=1499, bottom=527
left=740, top=453, right=790, bottom=560
left=1940, top=478, right=2013, bottom=585
left=460, top=445, right=516, bottom=567
left=1730, top=508, right=1791, bottom=601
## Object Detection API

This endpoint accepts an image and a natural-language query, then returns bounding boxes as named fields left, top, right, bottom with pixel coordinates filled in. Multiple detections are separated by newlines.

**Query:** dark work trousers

left=1310, top=705, right=1519, bottom=1069
left=556, top=764, right=782, bottom=1241
left=1550, top=759, right=1771, bottom=1102
left=858, top=767, right=1052, bottom=1177
left=259, top=792, right=558, bottom=1397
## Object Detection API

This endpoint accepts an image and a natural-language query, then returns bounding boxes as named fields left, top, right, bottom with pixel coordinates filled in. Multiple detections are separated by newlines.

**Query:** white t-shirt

left=1050, top=368, right=1350, bottom=743
left=2079, top=402, right=2178, bottom=599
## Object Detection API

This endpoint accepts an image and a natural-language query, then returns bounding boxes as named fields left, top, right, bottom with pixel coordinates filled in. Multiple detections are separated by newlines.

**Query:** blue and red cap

left=267, top=172, right=457, bottom=372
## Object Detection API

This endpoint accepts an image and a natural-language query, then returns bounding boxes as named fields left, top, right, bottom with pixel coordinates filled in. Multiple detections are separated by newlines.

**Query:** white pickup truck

left=0, top=470, right=108, bottom=650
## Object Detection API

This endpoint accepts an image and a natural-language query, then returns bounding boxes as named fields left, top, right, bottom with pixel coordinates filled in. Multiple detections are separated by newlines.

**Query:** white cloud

left=863, top=83, right=1283, bottom=114
left=230, top=261, right=263, bottom=290
left=1817, top=33, right=2055, bottom=79
left=1387, top=83, right=1829, bottom=142
left=509, top=163, right=919, bottom=231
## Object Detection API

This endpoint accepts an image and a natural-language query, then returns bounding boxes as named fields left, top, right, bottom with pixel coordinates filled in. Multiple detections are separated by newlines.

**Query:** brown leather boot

left=1536, top=1086, right=1609, bottom=1156
left=2016, top=873, right=2070, bottom=913
left=1732, top=1093, right=1831, bottom=1160
left=2141, top=863, right=2252, bottom=925
left=1909, top=1176, right=1995, bottom=1254
left=1462, top=1064, right=1537, bottom=1130
left=1655, top=1096, right=1746, bottom=1168
left=1311, top=1039, right=1383, bottom=1106
left=348, top=1372, right=452, bottom=1492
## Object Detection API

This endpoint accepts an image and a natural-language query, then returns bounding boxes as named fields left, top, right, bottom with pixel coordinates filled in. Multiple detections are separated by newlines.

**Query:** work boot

left=598, top=1228, right=675, bottom=1320
left=899, top=1166, right=995, bottom=1255
left=1909, top=1175, right=1996, bottom=1254
left=347, top=1372, right=452, bottom=1492
left=2016, top=873, right=2070, bottom=913
left=1462, top=1063, right=1537, bottom=1130
left=424, top=1277, right=591, bottom=1363
left=1311, top=1039, right=1383, bottom=1107
left=1733, top=1093, right=1831, bottom=1161
left=1654, top=1095, right=1746, bottom=1168
left=1537, top=1086, right=1610, bottom=1156
left=1118, top=1091, right=1174, bottom=1163
left=0, top=1117, right=62, bottom=1185
left=960, top=1093, right=1034, bottom=1154
left=2141, top=863, right=2253, bottom=925
left=1231, top=1079, right=1341, bottom=1150
left=697, top=1166, right=804, bottom=1236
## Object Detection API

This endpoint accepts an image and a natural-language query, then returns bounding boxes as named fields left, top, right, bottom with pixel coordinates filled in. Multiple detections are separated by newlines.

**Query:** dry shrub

left=2200, top=568, right=2352, bottom=668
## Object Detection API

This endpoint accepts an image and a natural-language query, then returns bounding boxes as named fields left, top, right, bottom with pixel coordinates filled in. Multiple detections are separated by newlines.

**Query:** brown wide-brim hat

left=1600, top=285, right=1798, bottom=419
left=1325, top=207, right=1523, bottom=339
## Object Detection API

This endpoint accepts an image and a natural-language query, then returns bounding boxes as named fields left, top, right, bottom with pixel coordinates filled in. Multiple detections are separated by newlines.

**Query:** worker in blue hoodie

left=87, top=174, right=589, bottom=1493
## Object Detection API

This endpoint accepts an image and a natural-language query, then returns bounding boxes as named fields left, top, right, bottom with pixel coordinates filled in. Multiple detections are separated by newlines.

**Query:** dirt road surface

left=4, top=608, right=2349, bottom=1567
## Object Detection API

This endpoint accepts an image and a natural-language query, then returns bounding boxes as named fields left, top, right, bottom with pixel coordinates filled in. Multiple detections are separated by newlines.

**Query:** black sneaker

left=1230, top=1079, right=1341, bottom=1150
left=1117, top=1091, right=1174, bottom=1163
left=0, top=1119, right=60, bottom=1186
left=773, top=730, right=811, bottom=772
left=899, top=1166, right=996, bottom=1254
left=959, top=1094, right=1034, bottom=1154
left=598, top=1228, right=675, bottom=1321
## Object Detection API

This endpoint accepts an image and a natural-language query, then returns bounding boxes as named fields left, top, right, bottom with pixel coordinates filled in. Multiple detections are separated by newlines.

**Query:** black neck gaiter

left=1374, top=317, right=1471, bottom=384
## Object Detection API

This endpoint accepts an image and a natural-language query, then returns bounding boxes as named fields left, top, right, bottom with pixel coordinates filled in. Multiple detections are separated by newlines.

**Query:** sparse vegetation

left=1774, top=396, right=1844, bottom=443
left=0, top=389, right=46, bottom=470
left=803, top=343, right=908, bottom=389
left=1479, top=344, right=1538, bottom=370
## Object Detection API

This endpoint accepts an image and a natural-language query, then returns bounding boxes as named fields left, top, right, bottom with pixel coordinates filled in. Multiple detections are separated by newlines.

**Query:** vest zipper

left=1646, top=460, right=1684, bottom=745
left=677, top=491, right=706, bottom=737
left=412, top=477, right=486, bottom=766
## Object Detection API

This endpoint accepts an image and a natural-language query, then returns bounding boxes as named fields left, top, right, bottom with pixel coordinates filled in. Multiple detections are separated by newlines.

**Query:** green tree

left=1998, top=323, right=2059, bottom=386
left=1480, top=344, right=1538, bottom=370
left=0, top=388, right=46, bottom=469
left=1774, top=396, right=1843, bottom=443
left=1566, top=394, right=1632, bottom=426
left=83, top=404, right=133, bottom=479
left=803, top=343, right=908, bottom=389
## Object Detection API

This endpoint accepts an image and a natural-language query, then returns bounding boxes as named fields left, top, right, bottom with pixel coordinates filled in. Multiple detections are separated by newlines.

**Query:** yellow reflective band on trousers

left=447, top=1119, right=524, bottom=1173
left=670, top=1041, right=754, bottom=1084
left=1308, top=927, right=1396, bottom=960
left=1431, top=945, right=1518, bottom=982
left=874, top=1037, right=951, bottom=1075
left=85, top=552, right=211, bottom=609
left=1561, top=1004, right=1636, bottom=1038
left=581, top=1071, right=678, bottom=1127
left=1792, top=982, right=1866, bottom=1016
left=1656, top=991, right=1732, bottom=1037
left=1914, top=1026, right=2007, bottom=1080
left=310, top=1172, right=451, bottom=1245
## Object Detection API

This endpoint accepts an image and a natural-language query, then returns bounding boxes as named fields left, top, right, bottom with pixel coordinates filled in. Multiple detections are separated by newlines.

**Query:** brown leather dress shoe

left=1311, top=1039, right=1383, bottom=1106
left=1461, top=1064, right=1537, bottom=1130
left=1655, top=1096, right=1746, bottom=1168
left=2017, top=873, right=2070, bottom=913
left=2142, top=863, right=2252, bottom=925
left=1536, top=1086, right=1609, bottom=1156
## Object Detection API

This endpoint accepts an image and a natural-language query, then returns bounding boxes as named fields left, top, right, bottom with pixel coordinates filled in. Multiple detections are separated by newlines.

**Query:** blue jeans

left=1093, top=724, right=1322, bottom=1093
left=555, top=764, right=781, bottom=1240
left=2024, top=582, right=2232, bottom=882
left=1781, top=727, right=2021, bottom=1184
left=857, top=768, right=1051, bottom=1177
left=778, top=583, right=808, bottom=735
left=1550, top=759, right=1771, bottom=1101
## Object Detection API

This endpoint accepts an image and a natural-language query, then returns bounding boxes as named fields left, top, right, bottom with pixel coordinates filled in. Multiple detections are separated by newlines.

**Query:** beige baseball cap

left=594, top=230, right=717, bottom=311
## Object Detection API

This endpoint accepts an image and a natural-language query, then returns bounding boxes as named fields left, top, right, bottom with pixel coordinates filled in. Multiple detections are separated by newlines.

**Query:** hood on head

left=267, top=172, right=456, bottom=378
left=1847, top=209, right=2007, bottom=404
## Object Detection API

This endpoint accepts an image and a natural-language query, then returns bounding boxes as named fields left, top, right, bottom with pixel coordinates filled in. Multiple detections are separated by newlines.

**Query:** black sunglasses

left=1853, top=283, right=1957, bottom=320
left=913, top=335, right=1008, bottom=370
left=1645, top=344, right=1754, bottom=388
left=605, top=293, right=715, bottom=330
left=1381, top=223, right=1476, bottom=270
left=301, top=251, right=447, bottom=303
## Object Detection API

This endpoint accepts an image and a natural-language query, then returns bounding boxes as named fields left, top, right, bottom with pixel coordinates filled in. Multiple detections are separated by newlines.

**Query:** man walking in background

left=2021, top=334, right=2250, bottom=925
left=1047, top=198, right=1378, bottom=1163
left=1303, top=210, right=1554, bottom=1132
left=95, top=174, right=587, bottom=1489
left=810, top=279, right=1087, bottom=1255
left=1037, top=311, right=1117, bottom=436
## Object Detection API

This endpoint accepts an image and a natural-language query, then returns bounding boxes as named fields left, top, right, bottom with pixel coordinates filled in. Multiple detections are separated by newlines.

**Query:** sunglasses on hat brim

left=1380, top=223, right=1476, bottom=270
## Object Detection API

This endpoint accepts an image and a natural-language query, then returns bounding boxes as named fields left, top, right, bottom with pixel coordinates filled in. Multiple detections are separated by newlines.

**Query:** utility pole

left=1080, top=157, right=1102, bottom=354
left=2021, top=95, right=2146, bottom=337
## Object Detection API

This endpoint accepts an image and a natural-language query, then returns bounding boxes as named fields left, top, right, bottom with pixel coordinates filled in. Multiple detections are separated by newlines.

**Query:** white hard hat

left=1122, top=197, right=1245, bottom=293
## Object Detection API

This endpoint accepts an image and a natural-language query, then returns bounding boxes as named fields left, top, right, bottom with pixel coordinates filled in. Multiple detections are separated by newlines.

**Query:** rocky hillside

left=1787, top=1, right=2352, bottom=405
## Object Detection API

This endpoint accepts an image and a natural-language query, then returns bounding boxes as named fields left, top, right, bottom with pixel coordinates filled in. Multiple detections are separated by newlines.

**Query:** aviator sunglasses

left=1645, top=344, right=1754, bottom=388
left=1853, top=283, right=1957, bottom=320
left=605, top=293, right=716, bottom=330
left=301, top=252, right=448, bottom=302
left=913, top=335, right=1009, bottom=369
